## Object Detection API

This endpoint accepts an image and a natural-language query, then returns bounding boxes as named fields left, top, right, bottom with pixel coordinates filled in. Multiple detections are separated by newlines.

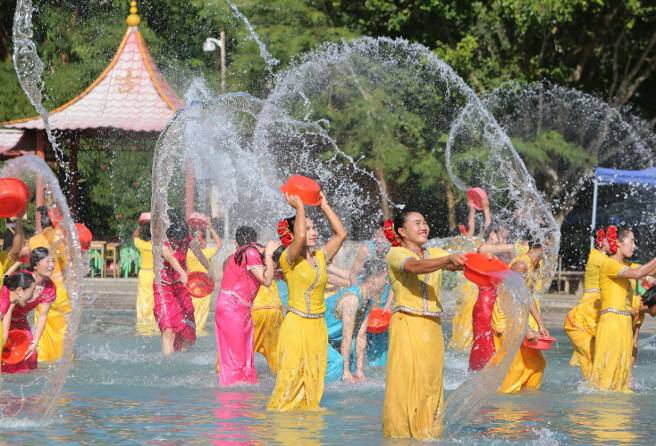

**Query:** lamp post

left=203, top=32, right=226, bottom=93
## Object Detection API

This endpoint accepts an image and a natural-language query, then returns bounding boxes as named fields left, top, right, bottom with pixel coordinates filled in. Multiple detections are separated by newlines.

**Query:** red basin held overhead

left=187, top=212, right=209, bottom=230
left=0, top=178, right=30, bottom=218
left=186, top=271, right=215, bottom=298
left=463, top=252, right=509, bottom=288
left=467, top=187, right=488, bottom=210
left=280, top=175, right=322, bottom=206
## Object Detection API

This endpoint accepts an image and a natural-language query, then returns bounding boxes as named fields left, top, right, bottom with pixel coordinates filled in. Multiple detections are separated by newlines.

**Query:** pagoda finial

left=126, top=1, right=140, bottom=27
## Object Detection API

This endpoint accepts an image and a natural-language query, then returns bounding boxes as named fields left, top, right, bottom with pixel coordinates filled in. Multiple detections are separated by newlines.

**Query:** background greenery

left=1, top=0, right=655, bottom=267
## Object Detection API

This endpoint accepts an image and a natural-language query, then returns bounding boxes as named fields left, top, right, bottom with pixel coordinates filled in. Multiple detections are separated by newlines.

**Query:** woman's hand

left=537, top=322, right=550, bottom=337
left=319, top=192, right=329, bottom=210
left=286, top=193, right=303, bottom=210
left=25, top=342, right=38, bottom=359
left=179, top=271, right=188, bottom=286
left=446, top=253, right=466, bottom=271
left=526, top=329, right=539, bottom=341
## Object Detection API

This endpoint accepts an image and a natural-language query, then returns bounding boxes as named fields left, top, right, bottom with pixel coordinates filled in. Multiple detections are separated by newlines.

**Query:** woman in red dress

left=469, top=226, right=515, bottom=371
left=2, top=248, right=56, bottom=373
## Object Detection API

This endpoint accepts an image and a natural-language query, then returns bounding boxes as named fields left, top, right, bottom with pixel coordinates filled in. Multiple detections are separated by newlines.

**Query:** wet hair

left=272, top=245, right=285, bottom=263
left=617, top=227, right=633, bottom=242
left=37, top=206, right=52, bottom=228
left=392, top=209, right=423, bottom=239
left=235, top=226, right=257, bottom=247
left=483, top=222, right=508, bottom=242
left=642, top=286, right=656, bottom=308
left=284, top=216, right=296, bottom=234
left=166, top=209, right=189, bottom=242
left=4, top=271, right=35, bottom=291
left=140, top=222, right=151, bottom=241
left=29, top=247, right=50, bottom=271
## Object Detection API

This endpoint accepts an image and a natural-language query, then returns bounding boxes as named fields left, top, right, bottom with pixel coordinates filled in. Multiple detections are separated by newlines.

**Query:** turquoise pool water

left=1, top=306, right=655, bottom=445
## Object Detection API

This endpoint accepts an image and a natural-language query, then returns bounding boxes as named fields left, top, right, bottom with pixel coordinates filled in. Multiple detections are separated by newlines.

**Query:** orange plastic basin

left=0, top=178, right=30, bottom=218
left=280, top=175, right=321, bottom=206
left=467, top=187, right=488, bottom=210
left=464, top=253, right=509, bottom=288
left=2, top=330, right=31, bottom=365
left=186, top=271, right=215, bottom=298
left=367, top=308, right=391, bottom=334
left=522, top=335, right=555, bottom=351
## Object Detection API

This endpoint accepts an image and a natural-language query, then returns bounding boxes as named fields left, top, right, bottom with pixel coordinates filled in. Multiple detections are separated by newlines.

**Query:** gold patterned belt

left=392, top=305, right=442, bottom=318
left=287, top=307, right=324, bottom=319
left=583, top=288, right=600, bottom=294
left=600, top=308, right=631, bottom=317
left=251, top=305, right=283, bottom=312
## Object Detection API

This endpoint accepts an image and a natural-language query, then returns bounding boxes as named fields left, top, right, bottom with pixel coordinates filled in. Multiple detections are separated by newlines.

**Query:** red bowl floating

left=0, top=178, right=30, bottom=218
left=280, top=175, right=321, bottom=206
left=522, top=335, right=555, bottom=351
left=186, top=271, right=215, bottom=298
left=187, top=212, right=209, bottom=230
left=75, top=223, right=93, bottom=251
left=2, top=330, right=31, bottom=365
left=467, top=187, right=488, bottom=210
left=367, top=308, right=391, bottom=334
left=464, top=253, right=509, bottom=288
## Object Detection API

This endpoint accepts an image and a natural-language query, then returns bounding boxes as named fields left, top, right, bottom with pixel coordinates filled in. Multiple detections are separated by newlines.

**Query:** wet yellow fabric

left=493, top=333, right=545, bottom=394
left=386, top=246, right=448, bottom=316
left=30, top=229, right=70, bottom=362
left=0, top=250, right=14, bottom=288
left=589, top=256, right=634, bottom=392
left=187, top=246, right=218, bottom=336
left=134, top=238, right=157, bottom=336
left=267, top=313, right=327, bottom=411
left=383, top=312, right=444, bottom=439
left=252, top=282, right=284, bottom=373
left=583, top=249, right=605, bottom=291
left=448, top=279, right=476, bottom=352
left=268, top=249, right=328, bottom=411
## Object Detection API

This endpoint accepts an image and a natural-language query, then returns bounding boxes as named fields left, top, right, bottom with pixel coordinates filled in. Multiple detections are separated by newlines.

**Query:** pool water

left=1, top=306, right=656, bottom=445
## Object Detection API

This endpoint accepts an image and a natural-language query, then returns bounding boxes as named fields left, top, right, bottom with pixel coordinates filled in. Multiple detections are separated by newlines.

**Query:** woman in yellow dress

left=381, top=210, right=465, bottom=440
left=133, top=217, right=158, bottom=335
left=186, top=224, right=221, bottom=336
left=29, top=206, right=70, bottom=362
left=267, top=192, right=346, bottom=411
left=491, top=242, right=549, bottom=394
left=251, top=278, right=284, bottom=374
left=564, top=229, right=609, bottom=380
left=589, top=227, right=656, bottom=392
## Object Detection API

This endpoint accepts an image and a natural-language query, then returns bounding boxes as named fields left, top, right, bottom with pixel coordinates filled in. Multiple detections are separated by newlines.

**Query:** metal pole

left=220, top=31, right=226, bottom=93
left=590, top=179, right=599, bottom=249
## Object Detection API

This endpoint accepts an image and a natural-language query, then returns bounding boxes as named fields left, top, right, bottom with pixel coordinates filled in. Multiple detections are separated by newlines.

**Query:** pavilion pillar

left=35, top=130, right=46, bottom=233
left=69, top=132, right=79, bottom=219
left=184, top=159, right=194, bottom=219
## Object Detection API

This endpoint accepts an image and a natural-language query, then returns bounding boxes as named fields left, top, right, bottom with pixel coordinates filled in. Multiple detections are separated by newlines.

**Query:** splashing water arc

left=0, top=156, right=84, bottom=422
left=151, top=36, right=560, bottom=437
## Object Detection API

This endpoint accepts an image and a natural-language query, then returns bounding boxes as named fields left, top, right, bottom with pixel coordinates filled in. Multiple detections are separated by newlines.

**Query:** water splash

left=12, top=0, right=67, bottom=174
left=226, top=0, right=280, bottom=73
left=0, top=155, right=83, bottom=421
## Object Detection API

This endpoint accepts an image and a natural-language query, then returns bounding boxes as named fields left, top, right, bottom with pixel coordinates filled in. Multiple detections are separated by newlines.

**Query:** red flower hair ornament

left=607, top=225, right=618, bottom=254
left=383, top=219, right=401, bottom=247
left=277, top=219, right=293, bottom=247
left=595, top=229, right=606, bottom=250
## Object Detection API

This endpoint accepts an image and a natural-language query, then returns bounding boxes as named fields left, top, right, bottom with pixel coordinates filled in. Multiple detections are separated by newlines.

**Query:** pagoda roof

left=3, top=24, right=182, bottom=133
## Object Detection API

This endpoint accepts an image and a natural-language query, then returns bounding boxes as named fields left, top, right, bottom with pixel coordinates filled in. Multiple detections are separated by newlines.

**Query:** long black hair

left=642, top=286, right=656, bottom=308
left=37, top=206, right=53, bottom=229
left=29, top=247, right=50, bottom=271
left=4, top=271, right=35, bottom=291
left=234, top=226, right=261, bottom=266
left=166, top=209, right=189, bottom=243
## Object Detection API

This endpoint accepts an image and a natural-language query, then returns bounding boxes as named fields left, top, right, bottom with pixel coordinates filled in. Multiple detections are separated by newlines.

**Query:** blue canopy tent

left=591, top=167, right=656, bottom=247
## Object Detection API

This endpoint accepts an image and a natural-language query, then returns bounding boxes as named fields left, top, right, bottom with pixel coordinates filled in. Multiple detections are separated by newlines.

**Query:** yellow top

left=386, top=246, right=448, bottom=317
left=134, top=238, right=153, bottom=270
left=280, top=248, right=328, bottom=316
left=126, top=1, right=140, bottom=26
left=599, top=256, right=633, bottom=312
left=0, top=251, right=14, bottom=287
left=252, top=281, right=283, bottom=311
left=187, top=246, right=218, bottom=273
left=29, top=227, right=66, bottom=282
left=583, top=248, right=606, bottom=291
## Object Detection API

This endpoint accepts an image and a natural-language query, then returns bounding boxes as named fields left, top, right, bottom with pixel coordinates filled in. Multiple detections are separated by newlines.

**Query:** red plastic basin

left=464, top=252, right=509, bottom=288
left=522, top=335, right=555, bottom=351
left=186, top=271, right=215, bottom=298
left=280, top=175, right=321, bottom=206
left=367, top=308, right=391, bottom=334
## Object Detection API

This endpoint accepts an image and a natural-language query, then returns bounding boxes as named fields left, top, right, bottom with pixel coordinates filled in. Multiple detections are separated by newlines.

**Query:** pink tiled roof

left=4, top=26, right=182, bottom=132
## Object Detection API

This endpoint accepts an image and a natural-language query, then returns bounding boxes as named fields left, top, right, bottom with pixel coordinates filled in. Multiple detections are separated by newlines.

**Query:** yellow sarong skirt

left=35, top=282, right=71, bottom=362
left=589, top=312, right=633, bottom=392
left=494, top=334, right=545, bottom=394
left=383, top=312, right=444, bottom=440
left=564, top=310, right=595, bottom=381
left=252, top=307, right=284, bottom=374
left=136, top=269, right=158, bottom=336
left=267, top=313, right=327, bottom=411
left=448, top=281, right=476, bottom=352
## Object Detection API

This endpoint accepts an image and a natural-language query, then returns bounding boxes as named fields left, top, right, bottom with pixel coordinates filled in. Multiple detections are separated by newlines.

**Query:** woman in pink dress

left=153, top=211, right=213, bottom=355
left=2, top=249, right=56, bottom=373
left=469, top=226, right=515, bottom=371
left=215, top=226, right=278, bottom=386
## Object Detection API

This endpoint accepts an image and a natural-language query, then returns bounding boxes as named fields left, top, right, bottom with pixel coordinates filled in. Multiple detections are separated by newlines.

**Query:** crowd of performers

left=3, top=186, right=656, bottom=441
